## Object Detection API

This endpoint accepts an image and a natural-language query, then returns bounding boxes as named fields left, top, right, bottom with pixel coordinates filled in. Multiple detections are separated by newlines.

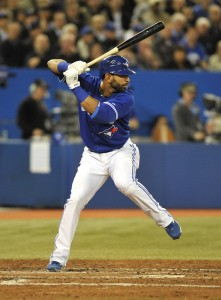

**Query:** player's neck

left=99, top=81, right=114, bottom=98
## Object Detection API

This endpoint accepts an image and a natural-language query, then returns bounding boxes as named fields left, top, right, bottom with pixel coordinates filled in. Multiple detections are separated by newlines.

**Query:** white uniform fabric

left=50, top=139, right=173, bottom=266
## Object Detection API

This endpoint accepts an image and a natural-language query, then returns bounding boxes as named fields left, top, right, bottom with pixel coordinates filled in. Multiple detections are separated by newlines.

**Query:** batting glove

left=63, top=68, right=80, bottom=89
left=68, top=61, right=90, bottom=75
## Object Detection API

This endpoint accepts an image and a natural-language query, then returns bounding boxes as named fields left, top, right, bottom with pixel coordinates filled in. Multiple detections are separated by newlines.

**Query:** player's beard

left=110, top=78, right=128, bottom=92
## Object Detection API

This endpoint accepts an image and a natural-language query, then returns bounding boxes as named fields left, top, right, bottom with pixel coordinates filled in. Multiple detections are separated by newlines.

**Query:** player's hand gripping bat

left=86, top=21, right=165, bottom=68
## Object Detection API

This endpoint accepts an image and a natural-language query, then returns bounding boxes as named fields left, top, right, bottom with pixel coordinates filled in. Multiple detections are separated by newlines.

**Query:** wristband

left=73, top=86, right=88, bottom=103
left=57, top=61, right=69, bottom=73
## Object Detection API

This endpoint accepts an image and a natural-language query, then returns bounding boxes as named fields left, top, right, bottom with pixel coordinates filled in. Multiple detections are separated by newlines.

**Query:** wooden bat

left=86, top=21, right=165, bottom=68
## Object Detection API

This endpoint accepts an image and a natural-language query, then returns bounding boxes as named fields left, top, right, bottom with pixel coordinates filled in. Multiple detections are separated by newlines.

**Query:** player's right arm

left=47, top=59, right=100, bottom=114
left=47, top=59, right=90, bottom=76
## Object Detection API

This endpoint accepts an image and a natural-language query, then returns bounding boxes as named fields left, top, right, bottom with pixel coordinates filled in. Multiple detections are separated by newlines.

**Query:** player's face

left=109, top=74, right=130, bottom=92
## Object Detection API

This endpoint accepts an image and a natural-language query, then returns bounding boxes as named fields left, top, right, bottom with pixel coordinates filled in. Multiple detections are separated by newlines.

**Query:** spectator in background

left=1, top=21, right=26, bottom=66
left=172, top=82, right=206, bottom=142
left=46, top=10, right=66, bottom=52
left=150, top=114, right=175, bottom=143
left=84, top=0, right=109, bottom=17
left=207, top=4, right=221, bottom=54
left=152, top=22, right=174, bottom=68
left=15, top=8, right=37, bottom=40
left=16, top=78, right=53, bottom=140
left=37, top=5, right=53, bottom=32
left=23, top=21, right=42, bottom=54
left=24, top=8, right=39, bottom=33
left=208, top=40, right=221, bottom=70
left=1, top=0, right=221, bottom=73
left=3, top=0, right=18, bottom=18
left=89, top=42, right=105, bottom=68
left=77, top=26, right=95, bottom=61
left=61, top=23, right=78, bottom=37
left=182, top=4, right=196, bottom=26
left=170, top=12, right=187, bottom=44
left=165, top=0, right=188, bottom=15
left=138, top=0, right=171, bottom=27
left=179, top=26, right=208, bottom=70
left=165, top=45, right=194, bottom=69
left=90, top=14, right=107, bottom=44
left=106, top=0, right=135, bottom=39
left=195, top=17, right=214, bottom=55
left=0, top=10, right=9, bottom=43
left=192, top=0, right=212, bottom=19
left=5, top=0, right=34, bottom=16
left=131, top=1, right=148, bottom=24
left=25, top=33, right=54, bottom=68
left=56, top=32, right=81, bottom=63
left=65, top=0, right=89, bottom=30
left=137, top=37, right=161, bottom=70
left=36, top=0, right=63, bottom=12
left=103, top=22, right=119, bottom=52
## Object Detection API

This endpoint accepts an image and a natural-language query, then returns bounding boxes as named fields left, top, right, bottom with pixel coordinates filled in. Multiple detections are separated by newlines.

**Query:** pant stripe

left=129, top=143, right=171, bottom=216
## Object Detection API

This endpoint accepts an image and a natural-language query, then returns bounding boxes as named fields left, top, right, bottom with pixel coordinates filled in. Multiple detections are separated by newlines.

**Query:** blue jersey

left=59, top=72, right=134, bottom=153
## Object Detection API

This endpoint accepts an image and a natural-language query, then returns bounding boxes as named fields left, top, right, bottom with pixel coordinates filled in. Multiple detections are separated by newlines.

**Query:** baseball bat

left=86, top=21, right=165, bottom=68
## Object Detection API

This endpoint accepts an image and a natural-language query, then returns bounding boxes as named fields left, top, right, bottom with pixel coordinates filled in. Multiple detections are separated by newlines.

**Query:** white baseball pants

left=50, top=139, right=173, bottom=266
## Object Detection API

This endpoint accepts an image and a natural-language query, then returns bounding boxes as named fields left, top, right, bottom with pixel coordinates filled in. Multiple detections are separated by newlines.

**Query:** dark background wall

left=0, top=140, right=221, bottom=209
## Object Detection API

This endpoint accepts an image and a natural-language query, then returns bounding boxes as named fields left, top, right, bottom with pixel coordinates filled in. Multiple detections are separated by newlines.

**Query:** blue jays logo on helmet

left=99, top=55, right=136, bottom=78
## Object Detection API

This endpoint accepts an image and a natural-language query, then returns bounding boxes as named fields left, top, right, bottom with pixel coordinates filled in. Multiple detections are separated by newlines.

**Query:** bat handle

left=86, top=47, right=119, bottom=68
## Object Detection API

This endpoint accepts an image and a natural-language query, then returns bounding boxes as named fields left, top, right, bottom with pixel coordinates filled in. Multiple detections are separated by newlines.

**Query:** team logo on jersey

left=98, top=125, right=118, bottom=138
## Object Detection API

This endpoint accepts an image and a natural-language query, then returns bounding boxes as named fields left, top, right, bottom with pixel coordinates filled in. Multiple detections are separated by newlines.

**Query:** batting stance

left=47, top=56, right=182, bottom=272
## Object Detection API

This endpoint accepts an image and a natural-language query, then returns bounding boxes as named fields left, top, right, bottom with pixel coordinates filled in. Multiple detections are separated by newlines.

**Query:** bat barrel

left=118, top=21, right=165, bottom=51
left=86, top=21, right=165, bottom=68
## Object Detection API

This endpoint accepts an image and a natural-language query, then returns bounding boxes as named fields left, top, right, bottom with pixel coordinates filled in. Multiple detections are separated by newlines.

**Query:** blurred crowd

left=0, top=0, right=221, bottom=71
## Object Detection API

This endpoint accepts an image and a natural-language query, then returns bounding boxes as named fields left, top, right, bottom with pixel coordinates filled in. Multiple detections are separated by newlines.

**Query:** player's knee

left=115, top=179, right=135, bottom=195
left=66, top=194, right=88, bottom=210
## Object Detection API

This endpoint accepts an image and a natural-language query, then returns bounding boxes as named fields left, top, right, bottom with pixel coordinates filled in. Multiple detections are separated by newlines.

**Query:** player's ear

left=104, top=73, right=112, bottom=81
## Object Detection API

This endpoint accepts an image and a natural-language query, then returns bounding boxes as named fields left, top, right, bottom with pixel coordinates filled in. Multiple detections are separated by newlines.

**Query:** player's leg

left=109, top=140, right=181, bottom=238
left=48, top=148, right=109, bottom=268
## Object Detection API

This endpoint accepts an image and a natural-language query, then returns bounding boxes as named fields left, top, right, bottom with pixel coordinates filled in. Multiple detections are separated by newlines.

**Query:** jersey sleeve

left=91, top=91, right=134, bottom=124
left=79, top=73, right=100, bottom=94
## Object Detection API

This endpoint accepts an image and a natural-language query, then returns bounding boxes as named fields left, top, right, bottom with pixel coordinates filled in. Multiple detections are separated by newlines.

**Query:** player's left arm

left=47, top=58, right=93, bottom=84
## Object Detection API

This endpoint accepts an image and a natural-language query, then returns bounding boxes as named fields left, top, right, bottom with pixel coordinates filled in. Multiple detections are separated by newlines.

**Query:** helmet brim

left=109, top=68, right=136, bottom=76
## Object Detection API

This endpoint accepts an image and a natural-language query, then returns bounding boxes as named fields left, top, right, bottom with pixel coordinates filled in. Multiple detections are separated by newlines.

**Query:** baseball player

left=47, top=55, right=182, bottom=272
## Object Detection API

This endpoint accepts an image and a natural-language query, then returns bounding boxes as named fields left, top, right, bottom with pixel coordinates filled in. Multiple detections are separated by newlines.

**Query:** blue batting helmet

left=99, top=55, right=136, bottom=79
